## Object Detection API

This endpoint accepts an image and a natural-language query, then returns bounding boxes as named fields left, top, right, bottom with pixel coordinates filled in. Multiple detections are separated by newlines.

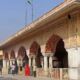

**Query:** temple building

left=0, top=0, right=80, bottom=79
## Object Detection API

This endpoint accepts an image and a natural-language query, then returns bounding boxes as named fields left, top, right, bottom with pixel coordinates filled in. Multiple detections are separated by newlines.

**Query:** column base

left=18, top=67, right=24, bottom=75
left=44, top=69, right=49, bottom=77
left=68, top=68, right=79, bottom=80
left=2, top=67, right=8, bottom=75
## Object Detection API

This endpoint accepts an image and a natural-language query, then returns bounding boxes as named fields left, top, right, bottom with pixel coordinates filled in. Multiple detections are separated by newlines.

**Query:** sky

left=0, top=0, right=64, bottom=42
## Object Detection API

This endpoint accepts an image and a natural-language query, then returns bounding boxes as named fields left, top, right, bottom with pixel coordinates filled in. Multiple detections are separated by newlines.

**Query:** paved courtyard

left=0, top=75, right=53, bottom=80
left=0, top=77, right=16, bottom=80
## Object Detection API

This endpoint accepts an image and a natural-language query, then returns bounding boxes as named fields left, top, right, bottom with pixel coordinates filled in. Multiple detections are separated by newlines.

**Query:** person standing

left=11, top=63, right=15, bottom=75
left=25, top=64, right=30, bottom=76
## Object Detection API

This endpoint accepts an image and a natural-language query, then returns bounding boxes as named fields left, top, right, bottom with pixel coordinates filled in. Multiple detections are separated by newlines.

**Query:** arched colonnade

left=3, top=34, right=68, bottom=75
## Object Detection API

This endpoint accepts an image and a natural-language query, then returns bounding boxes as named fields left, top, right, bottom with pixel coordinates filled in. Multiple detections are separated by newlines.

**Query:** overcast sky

left=0, top=0, right=64, bottom=42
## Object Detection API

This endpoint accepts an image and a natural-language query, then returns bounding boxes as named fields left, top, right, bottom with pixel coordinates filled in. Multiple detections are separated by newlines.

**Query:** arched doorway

left=4, top=52, right=9, bottom=60
left=36, top=47, right=44, bottom=68
left=18, top=46, right=29, bottom=74
left=45, top=34, right=68, bottom=68
left=30, top=41, right=44, bottom=76
left=10, top=50, right=15, bottom=59
left=45, top=34, right=68, bottom=79
left=54, top=39, right=68, bottom=68
left=9, top=50, right=16, bottom=67
left=30, top=41, right=43, bottom=68
left=18, top=46, right=29, bottom=66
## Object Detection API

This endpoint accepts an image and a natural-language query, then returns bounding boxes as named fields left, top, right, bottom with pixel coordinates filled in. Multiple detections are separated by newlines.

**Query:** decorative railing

left=36, top=68, right=45, bottom=77
left=36, top=68, right=68, bottom=80
left=50, top=68, right=68, bottom=80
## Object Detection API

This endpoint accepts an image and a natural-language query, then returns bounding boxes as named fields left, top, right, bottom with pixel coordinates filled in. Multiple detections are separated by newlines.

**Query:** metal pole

left=27, top=0, right=34, bottom=23
left=31, top=0, right=33, bottom=22
left=25, top=1, right=28, bottom=26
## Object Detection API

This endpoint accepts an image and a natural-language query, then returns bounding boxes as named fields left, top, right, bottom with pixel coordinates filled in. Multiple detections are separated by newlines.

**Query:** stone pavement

left=0, top=75, right=53, bottom=80
left=0, top=77, right=17, bottom=80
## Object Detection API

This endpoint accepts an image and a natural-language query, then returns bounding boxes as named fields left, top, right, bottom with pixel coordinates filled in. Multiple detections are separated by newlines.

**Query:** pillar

left=10, top=60, right=12, bottom=66
left=67, top=48, right=79, bottom=80
left=3, top=59, right=6, bottom=68
left=6, top=60, right=9, bottom=68
left=49, top=56, right=53, bottom=77
left=49, top=56, right=53, bottom=69
left=33, top=57, right=36, bottom=71
left=33, top=56, right=36, bottom=77
left=44, top=56, right=48, bottom=76
left=10, top=59, right=15, bottom=66
left=2, top=59, right=8, bottom=74
left=29, top=57, right=31, bottom=67
left=44, top=56, right=48, bottom=71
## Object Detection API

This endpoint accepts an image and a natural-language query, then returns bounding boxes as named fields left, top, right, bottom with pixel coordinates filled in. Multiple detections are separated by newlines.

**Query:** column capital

left=29, top=54, right=36, bottom=58
left=43, top=52, right=54, bottom=57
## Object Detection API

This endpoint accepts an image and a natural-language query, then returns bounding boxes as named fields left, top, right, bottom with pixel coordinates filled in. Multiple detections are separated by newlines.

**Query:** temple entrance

left=18, top=46, right=29, bottom=74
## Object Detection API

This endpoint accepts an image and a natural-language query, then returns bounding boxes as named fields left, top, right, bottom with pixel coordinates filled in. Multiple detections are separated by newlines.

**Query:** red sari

left=25, top=64, right=30, bottom=76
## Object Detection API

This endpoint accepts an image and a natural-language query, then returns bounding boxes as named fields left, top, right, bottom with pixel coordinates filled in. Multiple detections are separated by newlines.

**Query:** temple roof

left=0, top=0, right=80, bottom=49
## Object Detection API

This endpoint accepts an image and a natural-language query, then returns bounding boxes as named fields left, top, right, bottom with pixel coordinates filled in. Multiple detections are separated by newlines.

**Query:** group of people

left=25, top=65, right=36, bottom=77
left=8, top=61, right=18, bottom=74
left=7, top=60, right=36, bottom=77
left=8, top=61, right=30, bottom=76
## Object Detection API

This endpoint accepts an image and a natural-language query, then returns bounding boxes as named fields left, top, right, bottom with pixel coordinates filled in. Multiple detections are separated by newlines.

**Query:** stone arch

left=54, top=39, right=68, bottom=68
left=18, top=46, right=29, bottom=66
left=10, top=50, right=15, bottom=59
left=36, top=47, right=44, bottom=68
left=45, top=34, right=61, bottom=53
left=30, top=41, right=40, bottom=56
left=3, top=52, right=9, bottom=60
left=45, top=34, right=68, bottom=68
left=18, top=46, right=27, bottom=59
left=30, top=41, right=44, bottom=68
